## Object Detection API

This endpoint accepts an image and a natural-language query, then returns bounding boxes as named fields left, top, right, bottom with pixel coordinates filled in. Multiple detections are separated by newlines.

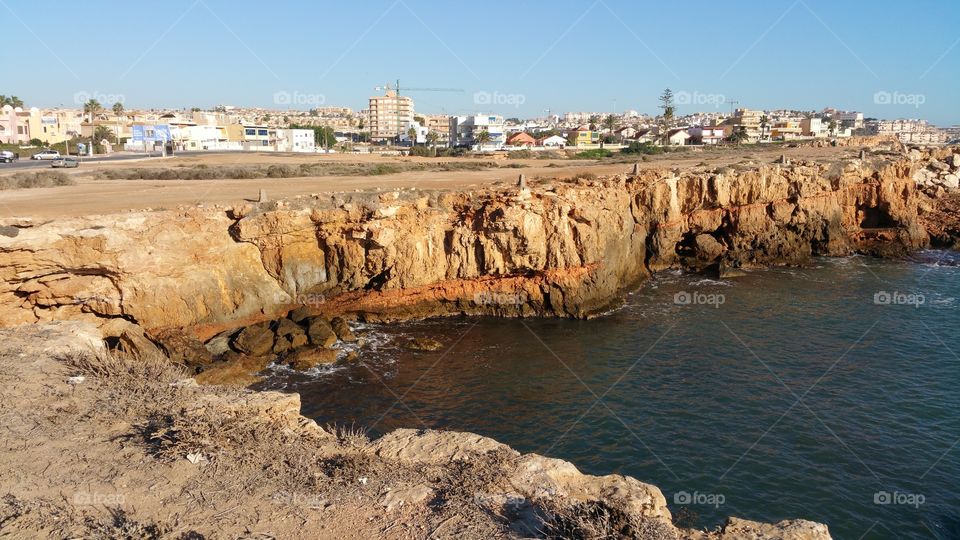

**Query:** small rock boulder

left=288, top=306, right=313, bottom=323
left=285, top=347, right=338, bottom=370
left=272, top=335, right=293, bottom=355
left=330, top=316, right=357, bottom=342
left=195, top=353, right=272, bottom=386
left=942, top=173, right=959, bottom=190
left=275, top=317, right=302, bottom=337
left=929, top=160, right=950, bottom=172
left=231, top=324, right=276, bottom=357
left=694, top=234, right=726, bottom=262
left=306, top=317, right=338, bottom=348
left=154, top=329, right=213, bottom=367
left=405, top=337, right=444, bottom=352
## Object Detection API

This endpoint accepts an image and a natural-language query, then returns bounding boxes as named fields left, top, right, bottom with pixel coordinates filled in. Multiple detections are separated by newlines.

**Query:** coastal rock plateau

left=2, top=146, right=954, bottom=345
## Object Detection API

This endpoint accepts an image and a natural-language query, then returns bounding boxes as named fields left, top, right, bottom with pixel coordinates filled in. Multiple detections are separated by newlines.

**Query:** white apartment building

left=449, top=114, right=506, bottom=150
left=275, top=128, right=317, bottom=152
left=837, top=112, right=864, bottom=129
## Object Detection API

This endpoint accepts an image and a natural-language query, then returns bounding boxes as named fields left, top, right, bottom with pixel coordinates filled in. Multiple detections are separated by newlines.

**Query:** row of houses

left=0, top=105, right=319, bottom=153
left=121, top=116, right=317, bottom=153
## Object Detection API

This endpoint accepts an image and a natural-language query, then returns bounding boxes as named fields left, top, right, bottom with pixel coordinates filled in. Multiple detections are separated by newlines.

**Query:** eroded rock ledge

left=2, top=146, right=955, bottom=347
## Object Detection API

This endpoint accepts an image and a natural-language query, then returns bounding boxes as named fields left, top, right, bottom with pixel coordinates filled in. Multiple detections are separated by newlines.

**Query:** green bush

left=621, top=142, right=662, bottom=155
left=573, top=149, right=613, bottom=159
left=409, top=146, right=438, bottom=157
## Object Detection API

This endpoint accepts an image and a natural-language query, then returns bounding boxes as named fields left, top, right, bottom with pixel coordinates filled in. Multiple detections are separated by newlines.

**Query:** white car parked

left=31, top=149, right=61, bottom=160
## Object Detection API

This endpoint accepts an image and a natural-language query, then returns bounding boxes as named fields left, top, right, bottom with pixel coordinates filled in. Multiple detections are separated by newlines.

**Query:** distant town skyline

left=4, top=0, right=958, bottom=125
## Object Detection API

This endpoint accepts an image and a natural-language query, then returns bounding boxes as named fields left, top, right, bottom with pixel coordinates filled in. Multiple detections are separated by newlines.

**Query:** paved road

left=0, top=150, right=242, bottom=171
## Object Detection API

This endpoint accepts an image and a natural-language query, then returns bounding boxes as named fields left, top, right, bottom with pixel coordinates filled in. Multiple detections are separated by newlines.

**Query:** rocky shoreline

left=1, top=141, right=958, bottom=537
left=0, top=321, right=832, bottom=539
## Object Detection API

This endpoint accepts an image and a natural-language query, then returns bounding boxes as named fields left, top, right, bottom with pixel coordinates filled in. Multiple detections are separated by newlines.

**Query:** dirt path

left=0, top=146, right=854, bottom=218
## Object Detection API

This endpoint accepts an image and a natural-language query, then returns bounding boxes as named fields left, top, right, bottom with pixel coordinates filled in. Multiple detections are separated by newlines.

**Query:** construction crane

left=373, top=80, right=464, bottom=145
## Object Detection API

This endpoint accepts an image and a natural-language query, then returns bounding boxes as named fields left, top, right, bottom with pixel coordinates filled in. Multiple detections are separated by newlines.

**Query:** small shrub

left=573, top=149, right=613, bottom=159
left=0, top=171, right=75, bottom=190
left=368, top=164, right=400, bottom=176
left=408, top=146, right=436, bottom=157
left=621, top=141, right=663, bottom=155
left=266, top=165, right=295, bottom=178
left=507, top=149, right=533, bottom=159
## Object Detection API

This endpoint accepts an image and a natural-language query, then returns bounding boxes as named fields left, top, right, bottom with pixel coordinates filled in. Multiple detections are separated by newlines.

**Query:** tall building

left=368, top=89, right=414, bottom=142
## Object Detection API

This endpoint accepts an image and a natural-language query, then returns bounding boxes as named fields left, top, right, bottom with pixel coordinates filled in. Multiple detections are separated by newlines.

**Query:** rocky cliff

left=2, top=147, right=951, bottom=346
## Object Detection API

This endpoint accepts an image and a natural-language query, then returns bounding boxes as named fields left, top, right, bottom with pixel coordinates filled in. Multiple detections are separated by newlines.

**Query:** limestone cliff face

left=0, top=151, right=946, bottom=342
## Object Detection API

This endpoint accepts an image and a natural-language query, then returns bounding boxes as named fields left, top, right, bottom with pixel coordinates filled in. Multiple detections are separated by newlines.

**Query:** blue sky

left=3, top=0, right=958, bottom=125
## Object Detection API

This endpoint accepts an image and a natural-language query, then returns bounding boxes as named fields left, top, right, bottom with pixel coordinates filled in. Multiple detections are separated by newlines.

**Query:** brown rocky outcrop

left=0, top=149, right=953, bottom=349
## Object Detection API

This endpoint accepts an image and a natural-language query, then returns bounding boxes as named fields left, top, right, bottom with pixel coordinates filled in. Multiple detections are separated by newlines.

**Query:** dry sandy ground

left=0, top=322, right=520, bottom=539
left=0, top=146, right=855, bottom=219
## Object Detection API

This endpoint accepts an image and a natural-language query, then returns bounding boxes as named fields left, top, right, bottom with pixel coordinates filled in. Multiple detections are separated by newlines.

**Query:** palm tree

left=93, top=126, right=115, bottom=151
left=83, top=99, right=102, bottom=122
left=474, top=129, right=491, bottom=151
left=426, top=130, right=440, bottom=149
left=0, top=95, right=23, bottom=108
left=603, top=114, right=617, bottom=132
left=111, top=102, right=124, bottom=145
left=726, top=126, right=748, bottom=145
left=407, top=127, right=418, bottom=146
left=759, top=115, right=769, bottom=141
left=828, top=119, right=838, bottom=136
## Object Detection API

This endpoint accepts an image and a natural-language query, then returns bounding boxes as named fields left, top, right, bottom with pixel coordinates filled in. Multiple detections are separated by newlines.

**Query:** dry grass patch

left=0, top=170, right=74, bottom=190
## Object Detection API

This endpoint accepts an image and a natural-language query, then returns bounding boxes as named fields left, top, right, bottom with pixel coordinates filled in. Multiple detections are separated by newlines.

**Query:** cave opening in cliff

left=857, top=204, right=897, bottom=229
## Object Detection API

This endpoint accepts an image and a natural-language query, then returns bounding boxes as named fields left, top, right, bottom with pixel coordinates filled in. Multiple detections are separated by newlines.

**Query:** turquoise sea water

left=259, top=253, right=960, bottom=539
